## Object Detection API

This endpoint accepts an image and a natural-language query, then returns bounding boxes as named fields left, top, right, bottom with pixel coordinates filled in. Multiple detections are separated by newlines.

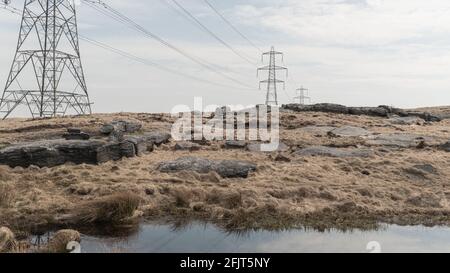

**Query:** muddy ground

left=0, top=107, right=449, bottom=239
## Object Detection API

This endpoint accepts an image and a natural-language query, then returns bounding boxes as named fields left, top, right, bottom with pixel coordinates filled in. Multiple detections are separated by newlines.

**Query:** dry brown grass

left=0, top=183, right=14, bottom=208
left=69, top=192, right=141, bottom=225
left=0, top=227, right=17, bottom=253
left=0, top=110, right=449, bottom=234
left=39, top=230, right=81, bottom=253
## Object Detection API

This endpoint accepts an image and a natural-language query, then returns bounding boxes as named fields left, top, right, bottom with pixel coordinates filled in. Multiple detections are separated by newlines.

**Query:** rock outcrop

left=388, top=116, right=423, bottom=125
left=440, top=141, right=450, bottom=152
left=100, top=120, right=142, bottom=135
left=365, top=133, right=439, bottom=148
left=294, top=146, right=373, bottom=158
left=328, top=126, right=371, bottom=137
left=158, top=156, right=257, bottom=178
left=0, top=128, right=172, bottom=168
left=63, top=128, right=90, bottom=140
left=282, top=103, right=442, bottom=122
left=0, top=139, right=149, bottom=168
left=247, top=142, right=290, bottom=152
left=174, top=141, right=201, bottom=151
left=141, top=131, right=171, bottom=146
left=223, top=140, right=247, bottom=149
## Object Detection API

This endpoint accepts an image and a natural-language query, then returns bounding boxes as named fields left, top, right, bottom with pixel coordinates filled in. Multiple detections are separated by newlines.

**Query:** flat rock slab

left=158, top=156, right=257, bottom=178
left=223, top=140, right=247, bottom=149
left=174, top=142, right=202, bottom=151
left=388, top=116, right=422, bottom=125
left=299, top=126, right=336, bottom=135
left=365, top=134, right=439, bottom=148
left=328, top=126, right=372, bottom=137
left=413, top=164, right=438, bottom=174
left=294, top=146, right=373, bottom=158
left=142, top=131, right=171, bottom=146
left=247, top=142, right=290, bottom=152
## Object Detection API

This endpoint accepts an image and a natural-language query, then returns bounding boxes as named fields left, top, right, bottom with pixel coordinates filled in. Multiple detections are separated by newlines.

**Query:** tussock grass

left=0, top=227, right=17, bottom=253
left=39, top=230, right=81, bottom=253
left=71, top=192, right=141, bottom=225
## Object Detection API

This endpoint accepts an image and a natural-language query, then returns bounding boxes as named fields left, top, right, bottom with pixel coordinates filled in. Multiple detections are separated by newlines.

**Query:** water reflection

left=78, top=222, right=450, bottom=253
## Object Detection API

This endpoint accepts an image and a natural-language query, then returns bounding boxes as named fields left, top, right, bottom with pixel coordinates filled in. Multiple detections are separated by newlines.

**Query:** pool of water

left=76, top=223, right=450, bottom=253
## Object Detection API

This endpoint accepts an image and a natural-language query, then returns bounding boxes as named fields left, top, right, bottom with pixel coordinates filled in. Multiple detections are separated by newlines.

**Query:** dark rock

left=100, top=124, right=115, bottom=135
left=63, top=132, right=90, bottom=141
left=123, top=121, right=142, bottom=133
left=0, top=139, right=145, bottom=168
left=223, top=140, right=247, bottom=149
left=100, top=120, right=142, bottom=135
left=124, top=136, right=148, bottom=156
left=294, top=146, right=373, bottom=158
left=174, top=142, right=201, bottom=151
left=213, top=160, right=257, bottom=178
left=142, top=131, right=171, bottom=146
left=440, top=141, right=450, bottom=152
left=108, top=130, right=124, bottom=142
left=158, top=156, right=257, bottom=178
left=282, top=103, right=442, bottom=122
left=120, top=141, right=136, bottom=158
left=67, top=128, right=81, bottom=134
left=96, top=141, right=137, bottom=163
left=348, top=107, right=388, bottom=117
left=0, top=140, right=105, bottom=168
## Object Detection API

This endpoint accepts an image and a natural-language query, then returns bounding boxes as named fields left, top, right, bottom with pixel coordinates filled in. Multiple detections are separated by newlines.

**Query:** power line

left=169, top=0, right=257, bottom=66
left=0, top=2, right=21, bottom=15
left=202, top=0, right=262, bottom=53
left=0, top=2, right=255, bottom=91
left=82, top=0, right=254, bottom=89
left=79, top=35, right=256, bottom=91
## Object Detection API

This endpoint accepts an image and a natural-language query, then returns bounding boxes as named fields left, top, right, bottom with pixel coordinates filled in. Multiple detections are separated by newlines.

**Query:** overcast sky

left=1, top=0, right=450, bottom=115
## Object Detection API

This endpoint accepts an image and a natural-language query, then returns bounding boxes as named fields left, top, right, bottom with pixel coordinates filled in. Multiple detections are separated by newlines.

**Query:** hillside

left=0, top=105, right=449, bottom=238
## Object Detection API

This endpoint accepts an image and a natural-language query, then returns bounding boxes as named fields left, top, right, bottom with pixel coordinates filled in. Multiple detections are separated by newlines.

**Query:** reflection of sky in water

left=80, top=224, right=450, bottom=253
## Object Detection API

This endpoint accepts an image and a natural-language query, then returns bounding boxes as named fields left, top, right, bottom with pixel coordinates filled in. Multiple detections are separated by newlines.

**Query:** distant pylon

left=257, top=46, right=288, bottom=106
left=294, top=86, right=310, bottom=105
left=0, top=0, right=91, bottom=120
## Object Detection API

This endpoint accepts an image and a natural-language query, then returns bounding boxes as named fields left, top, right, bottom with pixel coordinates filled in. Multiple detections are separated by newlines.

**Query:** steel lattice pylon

left=0, top=0, right=91, bottom=119
left=257, top=46, right=288, bottom=106
left=294, top=86, right=310, bottom=105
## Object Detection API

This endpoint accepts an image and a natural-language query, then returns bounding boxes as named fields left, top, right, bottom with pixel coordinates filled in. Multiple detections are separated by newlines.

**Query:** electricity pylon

left=257, top=46, right=288, bottom=106
left=294, top=86, right=310, bottom=105
left=0, top=0, right=91, bottom=119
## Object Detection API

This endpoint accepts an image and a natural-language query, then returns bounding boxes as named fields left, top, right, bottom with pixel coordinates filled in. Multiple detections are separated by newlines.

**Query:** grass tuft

left=71, top=192, right=141, bottom=225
